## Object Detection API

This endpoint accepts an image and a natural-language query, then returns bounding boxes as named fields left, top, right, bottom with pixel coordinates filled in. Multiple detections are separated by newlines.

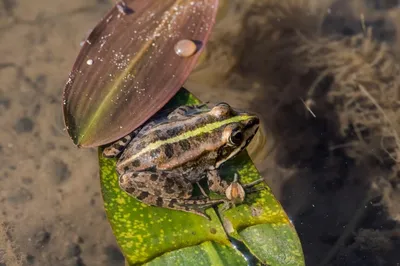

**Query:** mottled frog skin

left=103, top=103, right=260, bottom=218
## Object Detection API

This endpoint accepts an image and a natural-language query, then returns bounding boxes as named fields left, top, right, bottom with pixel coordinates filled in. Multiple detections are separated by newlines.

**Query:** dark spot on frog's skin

left=150, top=174, right=158, bottom=181
left=160, top=172, right=169, bottom=178
left=121, top=135, right=132, bottom=143
left=164, top=143, right=174, bottom=158
left=156, top=197, right=163, bottom=206
left=114, top=143, right=124, bottom=151
left=135, top=142, right=146, bottom=150
left=168, top=199, right=178, bottom=208
left=210, top=228, right=217, bottom=234
left=131, top=160, right=141, bottom=167
left=178, top=190, right=187, bottom=198
left=125, top=186, right=136, bottom=194
left=137, top=191, right=149, bottom=200
left=154, top=189, right=162, bottom=196
left=165, top=179, right=176, bottom=194
left=135, top=182, right=146, bottom=189
left=166, top=128, right=179, bottom=136
left=123, top=166, right=130, bottom=172
left=165, top=186, right=175, bottom=194
left=179, top=139, right=191, bottom=151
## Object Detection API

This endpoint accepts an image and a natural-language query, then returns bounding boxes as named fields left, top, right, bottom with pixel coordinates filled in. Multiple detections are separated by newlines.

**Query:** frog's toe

left=191, top=208, right=212, bottom=220
left=220, top=201, right=236, bottom=212
left=242, top=178, right=264, bottom=189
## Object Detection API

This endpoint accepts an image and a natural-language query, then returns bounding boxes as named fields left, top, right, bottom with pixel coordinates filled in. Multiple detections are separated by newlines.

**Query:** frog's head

left=209, top=103, right=260, bottom=168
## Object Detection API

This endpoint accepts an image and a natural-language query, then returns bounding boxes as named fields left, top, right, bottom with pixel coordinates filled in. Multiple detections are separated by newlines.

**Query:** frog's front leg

left=207, top=169, right=230, bottom=195
left=207, top=170, right=265, bottom=201
left=119, top=171, right=227, bottom=218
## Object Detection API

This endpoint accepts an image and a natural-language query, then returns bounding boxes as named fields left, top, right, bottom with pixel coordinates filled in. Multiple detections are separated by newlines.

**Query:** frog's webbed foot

left=207, top=171, right=265, bottom=213
left=240, top=178, right=265, bottom=197
left=220, top=178, right=265, bottom=213
left=162, top=198, right=227, bottom=220
left=227, top=174, right=265, bottom=201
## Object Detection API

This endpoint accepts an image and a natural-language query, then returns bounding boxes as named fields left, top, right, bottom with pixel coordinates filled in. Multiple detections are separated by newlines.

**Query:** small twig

left=300, top=97, right=316, bottom=118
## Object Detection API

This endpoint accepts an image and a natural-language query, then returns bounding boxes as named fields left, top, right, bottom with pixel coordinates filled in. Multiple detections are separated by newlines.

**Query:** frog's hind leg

left=102, top=134, right=133, bottom=158
left=103, top=123, right=151, bottom=158
left=138, top=192, right=225, bottom=219
left=119, top=172, right=226, bottom=218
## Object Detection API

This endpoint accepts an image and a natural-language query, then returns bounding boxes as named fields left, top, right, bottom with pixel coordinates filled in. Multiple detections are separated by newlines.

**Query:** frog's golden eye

left=229, top=130, right=244, bottom=146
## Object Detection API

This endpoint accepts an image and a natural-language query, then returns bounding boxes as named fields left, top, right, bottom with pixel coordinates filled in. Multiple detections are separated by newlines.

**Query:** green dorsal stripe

left=121, top=115, right=254, bottom=165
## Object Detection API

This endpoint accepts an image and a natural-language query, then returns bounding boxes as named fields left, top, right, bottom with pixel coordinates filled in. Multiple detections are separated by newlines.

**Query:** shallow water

left=1, top=0, right=400, bottom=265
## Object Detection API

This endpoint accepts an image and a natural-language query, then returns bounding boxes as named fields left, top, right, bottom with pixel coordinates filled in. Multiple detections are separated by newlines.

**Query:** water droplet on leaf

left=174, top=39, right=197, bottom=57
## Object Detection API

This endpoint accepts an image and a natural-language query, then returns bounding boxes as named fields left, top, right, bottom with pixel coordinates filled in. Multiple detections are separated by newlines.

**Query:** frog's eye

left=229, top=130, right=244, bottom=146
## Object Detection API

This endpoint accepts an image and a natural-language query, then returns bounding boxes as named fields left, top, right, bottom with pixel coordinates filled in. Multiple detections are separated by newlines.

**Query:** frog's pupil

left=231, top=131, right=243, bottom=145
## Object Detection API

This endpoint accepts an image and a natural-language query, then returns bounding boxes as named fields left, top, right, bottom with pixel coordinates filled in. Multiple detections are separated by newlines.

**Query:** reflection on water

left=188, top=0, right=400, bottom=265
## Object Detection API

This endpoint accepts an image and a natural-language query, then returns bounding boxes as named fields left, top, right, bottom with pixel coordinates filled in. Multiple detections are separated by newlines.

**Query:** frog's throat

left=119, top=115, right=255, bottom=167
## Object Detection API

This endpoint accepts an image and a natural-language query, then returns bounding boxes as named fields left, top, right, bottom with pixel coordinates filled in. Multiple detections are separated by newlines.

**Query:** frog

left=102, top=102, right=260, bottom=218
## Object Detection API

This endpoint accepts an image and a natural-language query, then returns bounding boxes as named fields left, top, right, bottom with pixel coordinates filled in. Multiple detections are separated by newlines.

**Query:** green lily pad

left=99, top=88, right=305, bottom=265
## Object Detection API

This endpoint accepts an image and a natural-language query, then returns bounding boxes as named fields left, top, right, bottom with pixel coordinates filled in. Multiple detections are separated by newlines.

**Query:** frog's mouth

left=241, top=116, right=260, bottom=152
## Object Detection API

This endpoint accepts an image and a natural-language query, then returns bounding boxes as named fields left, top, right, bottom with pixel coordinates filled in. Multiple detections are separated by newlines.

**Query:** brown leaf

left=63, top=0, right=219, bottom=147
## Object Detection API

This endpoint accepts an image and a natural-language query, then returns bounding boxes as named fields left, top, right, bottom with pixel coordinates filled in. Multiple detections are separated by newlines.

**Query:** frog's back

left=117, top=112, right=226, bottom=172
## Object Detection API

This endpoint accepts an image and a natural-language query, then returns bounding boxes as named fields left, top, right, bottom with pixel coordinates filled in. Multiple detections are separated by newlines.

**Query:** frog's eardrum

left=63, top=0, right=219, bottom=147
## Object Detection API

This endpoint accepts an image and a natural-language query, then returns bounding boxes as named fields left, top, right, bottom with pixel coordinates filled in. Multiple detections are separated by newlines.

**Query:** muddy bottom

left=1, top=0, right=400, bottom=266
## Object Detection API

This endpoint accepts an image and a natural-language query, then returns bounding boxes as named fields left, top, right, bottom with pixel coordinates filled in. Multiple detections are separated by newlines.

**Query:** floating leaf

left=63, top=0, right=219, bottom=147
left=99, top=88, right=305, bottom=265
